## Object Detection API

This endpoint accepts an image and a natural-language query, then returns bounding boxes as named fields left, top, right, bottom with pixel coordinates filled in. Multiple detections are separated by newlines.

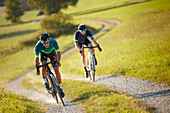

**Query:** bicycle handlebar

left=36, top=59, right=60, bottom=73
left=82, top=46, right=98, bottom=50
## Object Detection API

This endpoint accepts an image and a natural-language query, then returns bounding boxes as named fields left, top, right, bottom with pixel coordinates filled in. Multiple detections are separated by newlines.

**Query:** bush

left=40, top=12, right=73, bottom=37
left=5, top=0, right=24, bottom=23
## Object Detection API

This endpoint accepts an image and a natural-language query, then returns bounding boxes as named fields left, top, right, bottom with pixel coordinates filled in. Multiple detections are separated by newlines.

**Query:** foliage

left=40, top=12, right=73, bottom=37
left=25, top=0, right=78, bottom=15
left=5, top=0, right=24, bottom=23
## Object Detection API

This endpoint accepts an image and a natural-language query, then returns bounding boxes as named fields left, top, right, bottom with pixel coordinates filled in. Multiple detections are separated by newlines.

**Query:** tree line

left=5, top=0, right=78, bottom=23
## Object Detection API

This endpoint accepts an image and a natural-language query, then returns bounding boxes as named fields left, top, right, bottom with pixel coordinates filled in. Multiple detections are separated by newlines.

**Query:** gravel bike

left=37, top=60, right=65, bottom=106
left=82, top=46, right=98, bottom=81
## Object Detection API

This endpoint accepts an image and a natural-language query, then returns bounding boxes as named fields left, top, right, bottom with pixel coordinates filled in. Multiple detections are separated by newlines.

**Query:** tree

left=26, top=0, right=78, bottom=15
left=5, top=0, right=24, bottom=23
left=40, top=12, right=73, bottom=36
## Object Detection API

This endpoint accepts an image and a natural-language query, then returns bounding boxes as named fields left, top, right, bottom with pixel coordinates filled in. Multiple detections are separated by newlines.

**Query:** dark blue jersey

left=74, top=29, right=94, bottom=43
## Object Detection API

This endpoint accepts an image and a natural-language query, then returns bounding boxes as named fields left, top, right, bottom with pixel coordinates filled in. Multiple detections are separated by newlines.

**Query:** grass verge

left=0, top=87, right=45, bottom=112
left=64, top=80, right=155, bottom=112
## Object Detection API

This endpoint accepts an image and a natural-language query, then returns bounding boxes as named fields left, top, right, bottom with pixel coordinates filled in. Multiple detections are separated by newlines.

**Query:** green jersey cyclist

left=35, top=33, right=65, bottom=98
left=74, top=24, right=102, bottom=78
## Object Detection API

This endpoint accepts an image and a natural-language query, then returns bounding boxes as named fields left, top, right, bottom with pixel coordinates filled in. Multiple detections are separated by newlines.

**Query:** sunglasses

left=80, top=30, right=86, bottom=32
left=41, top=41, right=49, bottom=44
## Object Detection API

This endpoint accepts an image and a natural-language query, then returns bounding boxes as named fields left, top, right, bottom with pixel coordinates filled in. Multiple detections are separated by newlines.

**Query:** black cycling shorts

left=40, top=49, right=59, bottom=68
left=78, top=38, right=91, bottom=49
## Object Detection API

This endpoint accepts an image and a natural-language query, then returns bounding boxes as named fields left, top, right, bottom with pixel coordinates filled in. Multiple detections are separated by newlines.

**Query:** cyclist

left=35, top=33, right=65, bottom=98
left=74, top=24, right=102, bottom=78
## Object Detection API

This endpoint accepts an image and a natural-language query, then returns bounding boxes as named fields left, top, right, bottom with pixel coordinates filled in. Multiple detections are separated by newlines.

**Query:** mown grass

left=0, top=87, right=45, bottom=112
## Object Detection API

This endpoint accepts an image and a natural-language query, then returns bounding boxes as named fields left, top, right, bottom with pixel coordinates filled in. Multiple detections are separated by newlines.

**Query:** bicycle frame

left=37, top=60, right=65, bottom=106
left=82, top=46, right=98, bottom=81
left=87, top=48, right=95, bottom=71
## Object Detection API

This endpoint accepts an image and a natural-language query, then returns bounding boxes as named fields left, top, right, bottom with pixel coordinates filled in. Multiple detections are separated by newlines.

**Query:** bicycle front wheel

left=46, top=72, right=58, bottom=103
left=90, top=55, right=95, bottom=81
left=51, top=74, right=65, bottom=106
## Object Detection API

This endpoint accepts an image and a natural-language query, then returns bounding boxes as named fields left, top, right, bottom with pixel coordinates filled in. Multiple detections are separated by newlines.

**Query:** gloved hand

left=79, top=50, right=82, bottom=53
left=36, top=64, right=40, bottom=75
left=97, top=44, right=102, bottom=52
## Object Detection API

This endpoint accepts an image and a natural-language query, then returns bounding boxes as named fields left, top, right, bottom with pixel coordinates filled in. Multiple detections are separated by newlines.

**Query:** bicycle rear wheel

left=90, top=55, right=95, bottom=81
left=51, top=74, right=65, bottom=106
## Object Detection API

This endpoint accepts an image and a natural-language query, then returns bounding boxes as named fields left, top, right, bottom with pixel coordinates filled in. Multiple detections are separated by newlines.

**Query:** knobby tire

left=47, top=72, right=59, bottom=103
left=51, top=74, right=65, bottom=106
left=90, top=55, right=95, bottom=81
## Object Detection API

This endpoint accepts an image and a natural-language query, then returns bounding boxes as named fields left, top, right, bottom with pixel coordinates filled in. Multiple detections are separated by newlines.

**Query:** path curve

left=5, top=19, right=120, bottom=113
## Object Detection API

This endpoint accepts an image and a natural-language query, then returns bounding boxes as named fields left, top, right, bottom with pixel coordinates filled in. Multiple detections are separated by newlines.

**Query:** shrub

left=40, top=12, right=73, bottom=37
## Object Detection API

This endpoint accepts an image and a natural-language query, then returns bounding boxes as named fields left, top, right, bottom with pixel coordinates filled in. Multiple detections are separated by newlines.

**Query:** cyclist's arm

left=35, top=43, right=40, bottom=75
left=56, top=51, right=61, bottom=67
left=86, top=30, right=98, bottom=46
left=91, top=38, right=98, bottom=46
left=74, top=32, right=81, bottom=50
left=92, top=38, right=102, bottom=52
left=35, top=57, right=40, bottom=75
left=57, top=51, right=61, bottom=62
left=75, top=43, right=81, bottom=51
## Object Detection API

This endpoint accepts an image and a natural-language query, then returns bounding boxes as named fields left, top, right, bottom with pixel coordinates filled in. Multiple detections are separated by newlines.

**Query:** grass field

left=0, top=0, right=169, bottom=112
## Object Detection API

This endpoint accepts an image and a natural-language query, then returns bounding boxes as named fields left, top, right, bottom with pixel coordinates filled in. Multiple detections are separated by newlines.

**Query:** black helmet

left=78, top=24, right=86, bottom=30
left=39, top=33, right=49, bottom=41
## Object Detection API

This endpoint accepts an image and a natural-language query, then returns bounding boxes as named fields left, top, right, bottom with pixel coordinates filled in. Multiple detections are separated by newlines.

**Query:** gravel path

left=95, top=75, right=170, bottom=113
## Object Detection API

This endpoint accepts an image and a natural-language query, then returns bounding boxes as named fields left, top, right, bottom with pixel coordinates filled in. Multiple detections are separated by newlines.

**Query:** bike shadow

left=70, top=90, right=119, bottom=103
left=135, top=89, right=170, bottom=99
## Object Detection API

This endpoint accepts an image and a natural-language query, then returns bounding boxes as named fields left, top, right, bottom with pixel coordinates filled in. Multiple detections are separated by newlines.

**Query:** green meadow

left=61, top=0, right=170, bottom=85
left=0, top=0, right=169, bottom=112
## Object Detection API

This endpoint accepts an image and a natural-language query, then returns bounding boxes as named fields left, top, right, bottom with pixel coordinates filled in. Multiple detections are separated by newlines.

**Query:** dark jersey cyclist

left=74, top=24, right=102, bottom=78
left=35, top=33, right=65, bottom=98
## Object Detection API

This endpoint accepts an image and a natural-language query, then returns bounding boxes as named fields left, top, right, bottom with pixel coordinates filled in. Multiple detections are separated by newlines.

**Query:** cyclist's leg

left=49, top=50, right=62, bottom=86
left=40, top=52, right=50, bottom=89
left=53, top=67, right=61, bottom=84
left=78, top=43, right=86, bottom=67
left=49, top=50, right=65, bottom=97
left=85, top=38, right=95, bottom=55
left=88, top=43, right=95, bottom=55
left=40, top=52, right=47, bottom=78
left=53, top=67, right=65, bottom=97
left=78, top=43, right=88, bottom=77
